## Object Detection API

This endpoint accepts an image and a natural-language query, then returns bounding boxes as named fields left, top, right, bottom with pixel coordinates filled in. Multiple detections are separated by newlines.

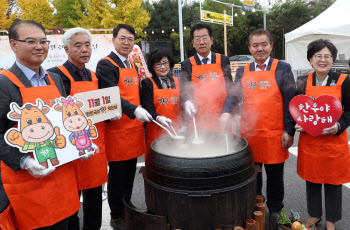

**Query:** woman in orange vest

left=295, top=39, right=350, bottom=230
left=141, top=49, right=181, bottom=156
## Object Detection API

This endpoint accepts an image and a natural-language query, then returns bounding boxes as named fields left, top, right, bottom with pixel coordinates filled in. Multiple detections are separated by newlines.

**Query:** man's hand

left=218, top=113, right=232, bottom=131
left=111, top=112, right=122, bottom=121
left=25, top=158, right=55, bottom=178
left=134, top=107, right=152, bottom=123
left=156, top=116, right=172, bottom=127
left=281, top=131, right=293, bottom=150
left=184, top=101, right=196, bottom=117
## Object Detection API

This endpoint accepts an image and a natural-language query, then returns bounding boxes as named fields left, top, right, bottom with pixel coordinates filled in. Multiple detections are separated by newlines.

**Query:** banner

left=0, top=34, right=114, bottom=71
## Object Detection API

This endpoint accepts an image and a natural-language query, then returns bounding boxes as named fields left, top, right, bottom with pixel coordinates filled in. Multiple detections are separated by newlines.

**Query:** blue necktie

left=78, top=70, right=88, bottom=81
left=202, top=58, right=209, bottom=64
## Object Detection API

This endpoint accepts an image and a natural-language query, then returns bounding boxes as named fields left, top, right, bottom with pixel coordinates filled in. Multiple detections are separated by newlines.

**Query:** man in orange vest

left=48, top=27, right=116, bottom=230
left=180, top=23, right=235, bottom=132
left=96, top=24, right=151, bottom=230
left=234, top=29, right=296, bottom=228
left=0, top=20, right=80, bottom=229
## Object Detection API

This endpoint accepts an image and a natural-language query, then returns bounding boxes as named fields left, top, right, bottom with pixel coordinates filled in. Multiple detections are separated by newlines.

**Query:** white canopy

left=285, top=0, right=350, bottom=77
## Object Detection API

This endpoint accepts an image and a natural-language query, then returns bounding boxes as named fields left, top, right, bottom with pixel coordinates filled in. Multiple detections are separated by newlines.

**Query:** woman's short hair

left=147, top=49, right=175, bottom=77
left=307, top=39, right=337, bottom=62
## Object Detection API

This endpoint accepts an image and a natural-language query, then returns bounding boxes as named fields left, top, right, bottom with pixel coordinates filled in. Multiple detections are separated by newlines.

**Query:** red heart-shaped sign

left=289, top=95, right=342, bottom=136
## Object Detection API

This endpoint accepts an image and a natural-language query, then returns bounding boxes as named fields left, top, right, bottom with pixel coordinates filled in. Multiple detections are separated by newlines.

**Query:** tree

left=200, top=0, right=263, bottom=56
left=142, top=0, right=200, bottom=62
left=51, top=0, right=84, bottom=28
left=16, top=0, right=57, bottom=29
left=0, top=0, right=16, bottom=29
left=267, top=0, right=336, bottom=59
left=70, top=0, right=150, bottom=38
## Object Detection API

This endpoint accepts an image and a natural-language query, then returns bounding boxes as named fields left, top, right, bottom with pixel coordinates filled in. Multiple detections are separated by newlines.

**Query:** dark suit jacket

left=0, top=63, right=66, bottom=191
left=141, top=74, right=177, bottom=119
left=234, top=58, right=296, bottom=136
left=96, top=51, right=139, bottom=118
left=179, top=52, right=235, bottom=113
left=48, top=60, right=93, bottom=95
left=296, top=71, right=350, bottom=135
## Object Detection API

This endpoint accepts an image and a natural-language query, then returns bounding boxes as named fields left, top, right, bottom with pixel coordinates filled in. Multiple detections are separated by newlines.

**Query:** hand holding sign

left=289, top=95, right=342, bottom=136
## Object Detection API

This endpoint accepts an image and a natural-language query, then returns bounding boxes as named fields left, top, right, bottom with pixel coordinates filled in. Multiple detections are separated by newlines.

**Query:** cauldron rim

left=150, top=134, right=249, bottom=159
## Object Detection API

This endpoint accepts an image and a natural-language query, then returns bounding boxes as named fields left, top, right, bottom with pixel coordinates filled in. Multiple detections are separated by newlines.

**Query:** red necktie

left=257, top=64, right=266, bottom=71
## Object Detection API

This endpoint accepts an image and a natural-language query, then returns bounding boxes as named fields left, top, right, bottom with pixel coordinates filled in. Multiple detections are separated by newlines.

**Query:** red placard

left=289, top=95, right=342, bottom=136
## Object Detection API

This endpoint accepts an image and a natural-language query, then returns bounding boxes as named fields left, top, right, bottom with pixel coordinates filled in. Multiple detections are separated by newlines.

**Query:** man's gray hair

left=62, top=27, right=92, bottom=47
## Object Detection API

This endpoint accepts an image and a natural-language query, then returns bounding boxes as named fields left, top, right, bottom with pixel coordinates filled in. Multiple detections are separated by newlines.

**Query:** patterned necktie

left=160, top=78, right=170, bottom=89
left=202, top=58, right=209, bottom=64
left=257, top=64, right=266, bottom=71
left=124, top=59, right=131, bottom=68
left=78, top=70, right=87, bottom=81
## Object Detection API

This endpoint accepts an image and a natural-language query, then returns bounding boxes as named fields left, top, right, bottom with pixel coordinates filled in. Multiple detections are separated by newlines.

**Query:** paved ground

left=79, top=131, right=350, bottom=230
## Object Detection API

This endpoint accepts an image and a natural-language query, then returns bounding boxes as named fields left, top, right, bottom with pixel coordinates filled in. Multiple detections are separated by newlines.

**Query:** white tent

left=285, top=0, right=350, bottom=77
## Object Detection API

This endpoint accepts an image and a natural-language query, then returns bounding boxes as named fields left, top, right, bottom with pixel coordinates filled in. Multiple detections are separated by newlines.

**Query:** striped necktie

left=124, top=59, right=131, bottom=68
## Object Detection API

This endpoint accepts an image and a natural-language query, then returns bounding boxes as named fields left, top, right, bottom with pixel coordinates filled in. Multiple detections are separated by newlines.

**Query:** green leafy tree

left=267, top=0, right=336, bottom=59
left=52, top=0, right=84, bottom=28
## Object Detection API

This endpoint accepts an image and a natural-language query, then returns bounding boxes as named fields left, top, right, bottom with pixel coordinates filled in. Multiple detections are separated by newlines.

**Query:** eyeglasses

left=116, top=37, right=134, bottom=44
left=314, top=54, right=333, bottom=61
left=193, top=36, right=210, bottom=43
left=154, top=61, right=169, bottom=68
left=14, top=39, right=51, bottom=47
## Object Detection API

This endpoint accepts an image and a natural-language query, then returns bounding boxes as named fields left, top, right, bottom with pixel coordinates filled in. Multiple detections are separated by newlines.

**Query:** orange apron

left=240, top=59, right=288, bottom=164
left=145, top=77, right=181, bottom=155
left=0, top=205, right=15, bottom=230
left=103, top=57, right=144, bottom=161
left=297, top=73, right=350, bottom=185
left=0, top=70, right=80, bottom=230
left=190, top=53, right=227, bottom=131
left=56, top=66, right=108, bottom=190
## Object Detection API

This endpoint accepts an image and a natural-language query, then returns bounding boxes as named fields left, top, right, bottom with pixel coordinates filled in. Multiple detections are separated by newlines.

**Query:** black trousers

left=108, top=158, right=137, bottom=219
left=306, top=181, right=342, bottom=222
left=255, top=162, right=285, bottom=213
left=36, top=217, right=70, bottom=230
left=68, top=186, right=103, bottom=230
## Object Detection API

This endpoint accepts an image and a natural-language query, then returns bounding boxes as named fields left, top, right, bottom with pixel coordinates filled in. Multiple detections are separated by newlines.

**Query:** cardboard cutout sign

left=5, top=97, right=98, bottom=169
left=289, top=95, right=342, bottom=136
left=74, top=86, right=122, bottom=124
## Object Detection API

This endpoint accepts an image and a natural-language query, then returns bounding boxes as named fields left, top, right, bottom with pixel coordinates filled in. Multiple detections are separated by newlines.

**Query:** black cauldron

left=141, top=132, right=257, bottom=230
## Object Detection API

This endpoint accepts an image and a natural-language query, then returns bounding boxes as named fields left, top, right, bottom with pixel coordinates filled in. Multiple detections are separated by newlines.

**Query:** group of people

left=0, top=19, right=348, bottom=230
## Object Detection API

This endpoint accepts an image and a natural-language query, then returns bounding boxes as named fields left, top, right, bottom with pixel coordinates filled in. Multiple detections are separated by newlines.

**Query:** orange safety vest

left=190, top=53, right=227, bottom=131
left=145, top=77, right=181, bottom=155
left=102, top=57, right=144, bottom=161
left=0, top=70, right=80, bottom=230
left=56, top=65, right=108, bottom=190
left=240, top=59, right=288, bottom=164
left=297, top=73, right=350, bottom=185
left=0, top=205, right=15, bottom=230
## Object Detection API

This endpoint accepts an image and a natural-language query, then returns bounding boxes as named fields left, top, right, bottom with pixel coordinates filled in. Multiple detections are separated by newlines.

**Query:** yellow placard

left=243, top=0, right=255, bottom=6
left=201, top=10, right=233, bottom=26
